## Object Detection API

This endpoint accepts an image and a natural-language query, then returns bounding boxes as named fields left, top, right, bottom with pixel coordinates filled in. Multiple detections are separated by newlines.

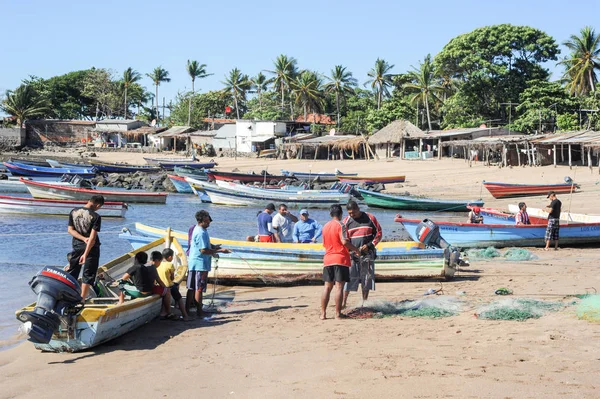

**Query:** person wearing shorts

left=158, top=248, right=192, bottom=320
left=544, top=191, right=562, bottom=250
left=320, top=204, right=360, bottom=320
left=66, top=195, right=105, bottom=301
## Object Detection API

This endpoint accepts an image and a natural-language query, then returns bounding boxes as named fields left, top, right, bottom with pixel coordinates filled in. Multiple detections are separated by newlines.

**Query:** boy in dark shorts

left=157, top=248, right=192, bottom=321
left=321, top=204, right=360, bottom=320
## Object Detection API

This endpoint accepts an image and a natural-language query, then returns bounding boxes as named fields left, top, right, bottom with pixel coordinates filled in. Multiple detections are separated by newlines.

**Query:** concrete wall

left=0, top=128, right=25, bottom=147
left=26, top=121, right=95, bottom=146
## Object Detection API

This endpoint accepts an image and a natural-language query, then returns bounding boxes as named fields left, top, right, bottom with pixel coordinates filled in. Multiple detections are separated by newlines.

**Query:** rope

left=205, top=257, right=219, bottom=309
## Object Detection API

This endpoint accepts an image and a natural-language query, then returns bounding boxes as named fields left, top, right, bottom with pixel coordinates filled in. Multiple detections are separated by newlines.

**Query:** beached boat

left=21, top=179, right=168, bottom=204
left=144, top=156, right=195, bottom=165
left=3, top=161, right=97, bottom=179
left=120, top=223, right=457, bottom=283
left=396, top=216, right=600, bottom=248
left=476, top=207, right=546, bottom=225
left=207, top=170, right=295, bottom=183
left=167, top=174, right=193, bottom=194
left=337, top=175, right=406, bottom=185
left=281, top=169, right=357, bottom=183
left=482, top=181, right=579, bottom=199
left=10, top=158, right=52, bottom=167
left=46, top=159, right=93, bottom=168
left=358, top=188, right=483, bottom=211
left=88, top=160, right=161, bottom=174
left=0, top=195, right=127, bottom=217
left=158, top=161, right=216, bottom=170
left=173, top=166, right=209, bottom=180
left=214, top=180, right=343, bottom=195
left=16, top=234, right=187, bottom=352
left=507, top=204, right=600, bottom=224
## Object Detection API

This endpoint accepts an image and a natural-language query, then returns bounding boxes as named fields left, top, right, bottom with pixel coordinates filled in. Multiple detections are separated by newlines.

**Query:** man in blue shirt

left=293, top=209, right=322, bottom=243
left=257, top=203, right=276, bottom=242
left=186, top=210, right=231, bottom=316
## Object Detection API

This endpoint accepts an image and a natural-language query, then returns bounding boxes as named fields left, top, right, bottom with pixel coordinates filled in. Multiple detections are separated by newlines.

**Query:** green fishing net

left=466, top=247, right=536, bottom=261
left=503, top=248, right=538, bottom=261
left=576, top=295, right=600, bottom=322
left=466, top=247, right=500, bottom=259
left=346, top=297, right=462, bottom=319
left=476, top=298, right=562, bottom=321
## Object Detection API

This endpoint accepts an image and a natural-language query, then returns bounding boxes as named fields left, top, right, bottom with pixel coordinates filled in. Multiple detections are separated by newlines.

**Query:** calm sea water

left=0, top=193, right=462, bottom=345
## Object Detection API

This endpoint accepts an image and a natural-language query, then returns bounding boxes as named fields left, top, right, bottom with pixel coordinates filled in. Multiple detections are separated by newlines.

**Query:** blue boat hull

left=159, top=162, right=216, bottom=170
left=168, top=176, right=194, bottom=194
left=3, top=161, right=96, bottom=178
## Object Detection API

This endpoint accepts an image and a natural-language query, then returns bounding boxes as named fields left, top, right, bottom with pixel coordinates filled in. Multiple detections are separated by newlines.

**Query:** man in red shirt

left=321, top=204, right=360, bottom=320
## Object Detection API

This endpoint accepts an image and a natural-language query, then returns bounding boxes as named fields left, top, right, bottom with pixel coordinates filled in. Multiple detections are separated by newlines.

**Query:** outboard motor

left=17, top=266, right=83, bottom=344
left=414, top=219, right=467, bottom=269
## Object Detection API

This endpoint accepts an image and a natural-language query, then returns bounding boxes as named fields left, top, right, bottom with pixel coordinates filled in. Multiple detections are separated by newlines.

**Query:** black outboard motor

left=415, top=219, right=467, bottom=269
left=17, top=266, right=83, bottom=344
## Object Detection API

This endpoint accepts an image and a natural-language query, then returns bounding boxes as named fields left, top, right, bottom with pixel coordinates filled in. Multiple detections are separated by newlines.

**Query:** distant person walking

left=257, top=203, right=276, bottom=242
left=515, top=202, right=531, bottom=225
left=66, top=195, right=105, bottom=300
left=293, top=209, right=322, bottom=243
left=272, top=203, right=298, bottom=243
left=545, top=191, right=562, bottom=250
left=320, top=204, right=360, bottom=320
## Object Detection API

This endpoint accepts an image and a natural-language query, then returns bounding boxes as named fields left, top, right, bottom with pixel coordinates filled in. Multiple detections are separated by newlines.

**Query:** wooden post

left=568, top=144, right=572, bottom=169
left=516, top=143, right=521, bottom=166
left=502, top=144, right=507, bottom=167
left=561, top=143, right=564, bottom=163
left=525, top=141, right=531, bottom=166
left=419, top=138, right=423, bottom=158
left=314, top=145, right=319, bottom=160
left=400, top=138, right=405, bottom=159
left=581, top=144, right=585, bottom=166
left=553, top=144, right=557, bottom=167
left=588, top=147, right=592, bottom=172
left=438, top=138, right=442, bottom=159
left=451, top=145, right=454, bottom=160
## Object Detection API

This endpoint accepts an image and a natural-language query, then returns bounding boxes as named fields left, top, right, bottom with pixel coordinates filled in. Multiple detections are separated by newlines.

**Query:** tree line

left=2, top=24, right=599, bottom=134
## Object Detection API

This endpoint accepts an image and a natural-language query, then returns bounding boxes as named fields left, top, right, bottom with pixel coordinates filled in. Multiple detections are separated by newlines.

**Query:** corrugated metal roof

left=154, top=126, right=194, bottom=137
left=532, top=130, right=600, bottom=145
left=251, top=135, right=275, bottom=143
left=427, top=127, right=509, bottom=138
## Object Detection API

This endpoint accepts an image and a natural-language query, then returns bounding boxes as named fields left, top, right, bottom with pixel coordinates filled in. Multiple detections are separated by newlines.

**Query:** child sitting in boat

left=157, top=248, right=192, bottom=321
left=467, top=206, right=484, bottom=224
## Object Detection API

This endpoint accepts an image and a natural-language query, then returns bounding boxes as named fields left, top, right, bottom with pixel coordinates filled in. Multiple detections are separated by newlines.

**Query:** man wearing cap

left=544, top=191, right=562, bottom=250
left=186, top=210, right=231, bottom=315
left=293, top=209, right=322, bottom=243
left=257, top=203, right=276, bottom=242
left=467, top=206, right=484, bottom=224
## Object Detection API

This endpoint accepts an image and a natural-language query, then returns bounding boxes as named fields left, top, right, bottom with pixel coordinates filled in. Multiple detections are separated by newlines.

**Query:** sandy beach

left=1, top=152, right=600, bottom=398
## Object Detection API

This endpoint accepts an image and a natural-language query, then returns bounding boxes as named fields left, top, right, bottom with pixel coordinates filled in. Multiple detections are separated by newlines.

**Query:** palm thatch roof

left=368, top=120, right=425, bottom=144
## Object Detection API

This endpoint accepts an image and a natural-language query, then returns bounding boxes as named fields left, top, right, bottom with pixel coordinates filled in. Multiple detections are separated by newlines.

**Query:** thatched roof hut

left=368, top=120, right=425, bottom=145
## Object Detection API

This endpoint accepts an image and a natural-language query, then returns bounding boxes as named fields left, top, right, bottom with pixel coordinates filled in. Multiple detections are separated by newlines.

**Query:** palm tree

left=249, top=72, right=271, bottom=112
left=365, top=58, right=395, bottom=109
left=222, top=68, right=250, bottom=119
left=1, top=85, right=48, bottom=127
left=122, top=67, right=141, bottom=119
left=324, top=65, right=357, bottom=126
left=186, top=60, right=212, bottom=126
left=146, top=67, right=171, bottom=123
left=291, top=71, right=323, bottom=121
left=404, top=54, right=443, bottom=131
left=559, top=26, right=600, bottom=96
left=266, top=54, right=298, bottom=115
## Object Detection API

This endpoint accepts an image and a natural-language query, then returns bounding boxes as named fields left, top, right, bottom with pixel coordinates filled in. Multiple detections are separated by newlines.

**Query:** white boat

left=214, top=180, right=343, bottom=195
left=0, top=177, right=79, bottom=194
left=508, top=204, right=600, bottom=223
left=0, top=195, right=127, bottom=218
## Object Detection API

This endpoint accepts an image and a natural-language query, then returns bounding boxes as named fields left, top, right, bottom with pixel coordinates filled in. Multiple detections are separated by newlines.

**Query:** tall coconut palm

left=365, top=58, right=395, bottom=110
left=249, top=72, right=272, bottom=112
left=559, top=26, right=600, bottom=96
left=122, top=67, right=141, bottom=119
left=291, top=71, right=323, bottom=121
left=404, top=54, right=443, bottom=131
left=1, top=85, right=48, bottom=127
left=324, top=65, right=357, bottom=126
left=266, top=54, right=298, bottom=114
left=146, top=67, right=170, bottom=123
left=186, top=60, right=212, bottom=126
left=222, top=68, right=250, bottom=119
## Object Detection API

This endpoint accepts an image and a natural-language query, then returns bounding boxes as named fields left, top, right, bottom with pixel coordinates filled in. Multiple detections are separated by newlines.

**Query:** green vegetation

left=2, top=24, right=599, bottom=132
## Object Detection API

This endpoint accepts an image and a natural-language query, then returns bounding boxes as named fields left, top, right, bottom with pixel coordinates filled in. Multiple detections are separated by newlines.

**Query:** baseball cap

left=196, top=210, right=213, bottom=222
left=546, top=191, right=555, bottom=198
left=300, top=209, right=309, bottom=215
left=472, top=206, right=481, bottom=213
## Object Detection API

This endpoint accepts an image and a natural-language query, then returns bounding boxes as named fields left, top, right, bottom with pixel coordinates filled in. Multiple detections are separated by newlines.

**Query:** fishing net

left=503, top=248, right=537, bottom=261
left=466, top=247, right=501, bottom=259
left=345, top=297, right=462, bottom=319
left=576, top=295, right=600, bottom=323
left=466, top=247, right=536, bottom=262
left=476, top=298, right=562, bottom=321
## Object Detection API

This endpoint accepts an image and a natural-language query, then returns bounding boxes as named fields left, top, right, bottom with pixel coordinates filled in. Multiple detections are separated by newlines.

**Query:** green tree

left=404, top=54, right=443, bottom=131
left=365, top=98, right=412, bottom=132
left=556, top=113, right=579, bottom=131
left=122, top=67, right=141, bottom=119
left=266, top=54, right=298, bottom=117
left=291, top=71, right=324, bottom=121
left=170, top=90, right=232, bottom=128
left=249, top=72, right=272, bottom=113
left=82, top=68, right=120, bottom=119
left=1, top=85, right=48, bottom=126
left=186, top=60, right=212, bottom=126
left=365, top=58, right=395, bottom=110
left=559, top=26, right=600, bottom=96
left=324, top=65, right=357, bottom=126
left=146, top=66, right=171, bottom=123
left=222, top=68, right=250, bottom=119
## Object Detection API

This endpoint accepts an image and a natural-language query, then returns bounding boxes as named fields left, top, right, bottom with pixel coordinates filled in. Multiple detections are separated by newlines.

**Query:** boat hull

left=173, top=166, right=208, bottom=180
left=89, top=161, right=161, bottom=173
left=0, top=195, right=127, bottom=217
left=507, top=204, right=600, bottom=224
left=3, top=161, right=96, bottom=178
left=158, top=161, right=216, bottom=170
left=337, top=175, right=406, bottom=184
left=483, top=181, right=578, bottom=199
left=208, top=170, right=294, bottom=183
left=167, top=174, right=193, bottom=193
left=281, top=170, right=357, bottom=183
left=358, top=189, right=483, bottom=211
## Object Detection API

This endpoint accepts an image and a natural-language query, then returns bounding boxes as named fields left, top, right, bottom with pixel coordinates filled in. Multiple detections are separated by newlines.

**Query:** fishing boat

left=158, top=161, right=216, bottom=170
left=482, top=181, right=579, bottom=199
left=21, top=179, right=168, bottom=204
left=88, top=160, right=161, bottom=174
left=9, top=158, right=52, bottom=167
left=337, top=174, right=406, bottom=185
left=476, top=207, right=546, bottom=225
left=167, top=174, right=193, bottom=194
left=144, top=156, right=195, bottom=165
left=214, top=180, right=344, bottom=195
left=507, top=204, right=600, bottom=224
left=281, top=169, right=357, bottom=183
left=358, top=188, right=483, bottom=211
left=207, top=170, right=294, bottom=183
left=396, top=216, right=600, bottom=248
left=183, top=177, right=212, bottom=202
left=173, top=166, right=209, bottom=180
left=0, top=195, right=127, bottom=217
left=16, top=234, right=187, bottom=352
left=46, top=159, right=93, bottom=168
left=120, top=223, right=458, bottom=283
left=3, top=161, right=97, bottom=179
left=0, top=176, right=85, bottom=193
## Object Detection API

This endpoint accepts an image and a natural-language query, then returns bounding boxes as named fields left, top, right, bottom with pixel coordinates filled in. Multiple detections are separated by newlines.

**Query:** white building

left=235, top=120, right=286, bottom=153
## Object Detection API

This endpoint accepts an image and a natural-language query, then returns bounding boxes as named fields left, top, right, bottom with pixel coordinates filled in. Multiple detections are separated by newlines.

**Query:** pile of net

left=466, top=247, right=537, bottom=261
left=476, top=298, right=562, bottom=321
left=345, top=297, right=462, bottom=319
left=576, top=295, right=600, bottom=322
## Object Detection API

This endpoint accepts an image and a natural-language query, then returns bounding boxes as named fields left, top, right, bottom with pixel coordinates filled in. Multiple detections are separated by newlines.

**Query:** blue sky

left=2, top=0, right=598, bottom=105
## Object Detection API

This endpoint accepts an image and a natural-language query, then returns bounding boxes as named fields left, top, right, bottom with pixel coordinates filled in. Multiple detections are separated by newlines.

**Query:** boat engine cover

left=415, top=219, right=449, bottom=249
left=17, top=267, right=83, bottom=344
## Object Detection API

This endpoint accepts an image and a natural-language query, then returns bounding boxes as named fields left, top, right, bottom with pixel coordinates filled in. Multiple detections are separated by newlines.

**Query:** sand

left=1, top=151, right=600, bottom=398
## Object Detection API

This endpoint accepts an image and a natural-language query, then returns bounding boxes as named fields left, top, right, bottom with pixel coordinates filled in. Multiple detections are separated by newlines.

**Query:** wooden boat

left=183, top=177, right=212, bottom=202
left=0, top=177, right=83, bottom=193
left=476, top=207, right=546, bottom=225
left=21, top=178, right=168, bottom=204
left=214, top=180, right=343, bottom=195
left=337, top=175, right=406, bottom=184
left=120, top=223, right=457, bottom=283
left=88, top=160, right=161, bottom=174
left=358, top=188, right=483, bottom=211
left=482, top=181, right=579, bottom=199
left=144, top=156, right=194, bottom=165
left=396, top=216, right=600, bottom=248
left=0, top=195, right=127, bottom=217
left=167, top=174, right=193, bottom=194
left=173, top=166, right=208, bottom=180
left=46, top=159, right=93, bottom=168
left=9, top=158, right=52, bottom=167
left=16, top=234, right=187, bottom=352
left=281, top=169, right=357, bottom=183
left=3, top=161, right=97, bottom=179
left=207, top=170, right=295, bottom=183
left=507, top=204, right=600, bottom=224
left=158, top=161, right=216, bottom=170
